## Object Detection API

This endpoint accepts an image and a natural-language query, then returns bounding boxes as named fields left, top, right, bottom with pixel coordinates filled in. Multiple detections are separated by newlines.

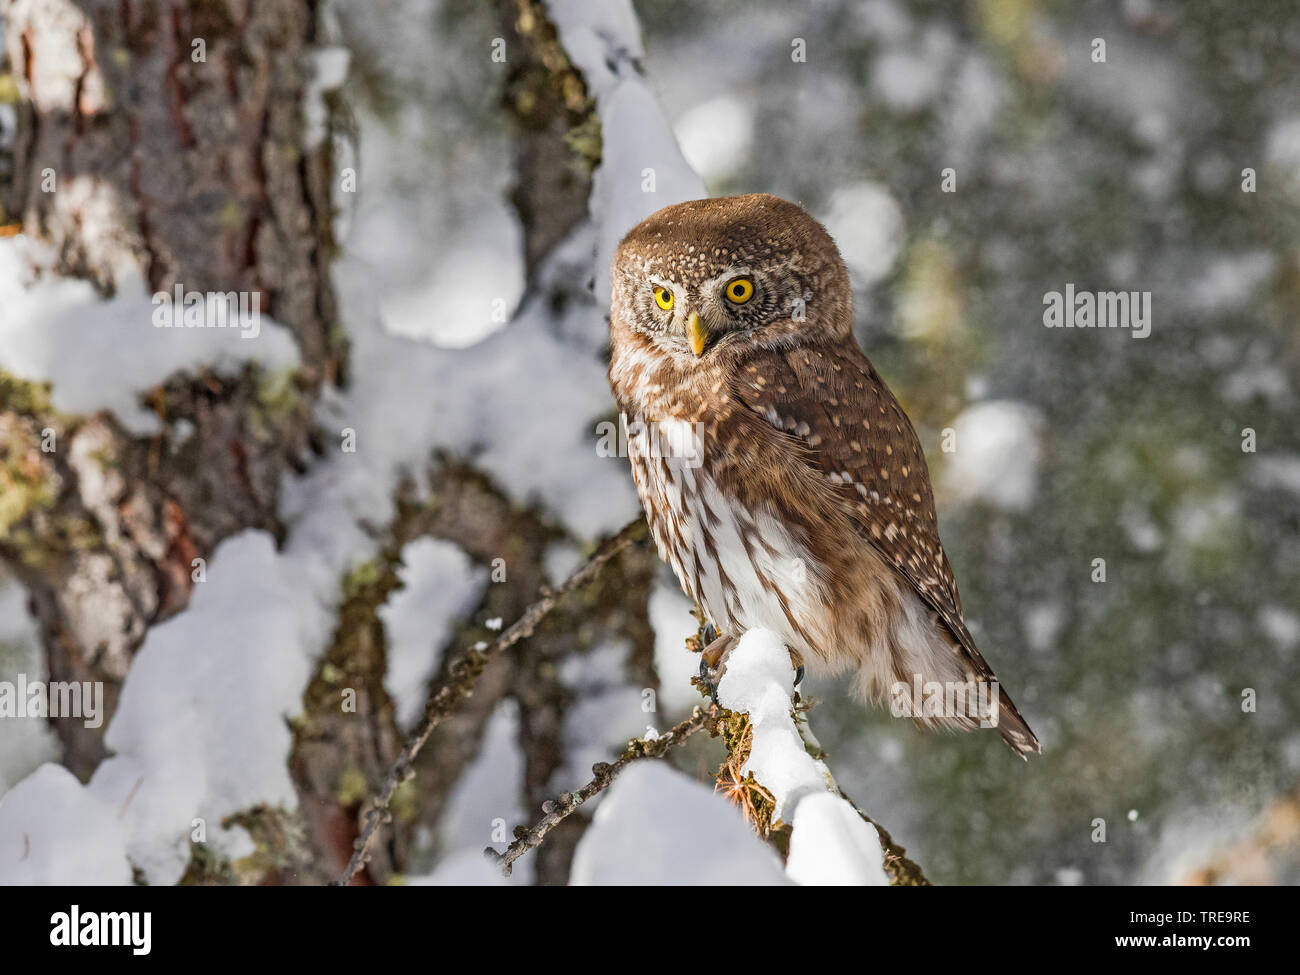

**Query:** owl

left=607, top=193, right=1039, bottom=757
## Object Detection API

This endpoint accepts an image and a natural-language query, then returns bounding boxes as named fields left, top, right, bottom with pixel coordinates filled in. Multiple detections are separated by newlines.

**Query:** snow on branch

left=715, top=629, right=911, bottom=886
left=544, top=626, right=930, bottom=886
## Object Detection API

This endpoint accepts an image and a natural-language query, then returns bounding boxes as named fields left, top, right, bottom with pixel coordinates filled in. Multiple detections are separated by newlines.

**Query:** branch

left=709, top=629, right=931, bottom=886
left=333, top=517, right=647, bottom=886
left=844, top=799, right=931, bottom=887
left=792, top=709, right=930, bottom=886
left=486, top=703, right=718, bottom=876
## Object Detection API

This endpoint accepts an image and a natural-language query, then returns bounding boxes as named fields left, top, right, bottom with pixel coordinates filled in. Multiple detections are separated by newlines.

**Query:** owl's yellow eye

left=653, top=286, right=674, bottom=311
left=724, top=277, right=755, bottom=304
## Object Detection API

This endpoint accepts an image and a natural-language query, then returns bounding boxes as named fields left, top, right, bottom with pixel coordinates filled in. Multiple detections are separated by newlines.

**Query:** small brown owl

left=608, top=193, right=1039, bottom=757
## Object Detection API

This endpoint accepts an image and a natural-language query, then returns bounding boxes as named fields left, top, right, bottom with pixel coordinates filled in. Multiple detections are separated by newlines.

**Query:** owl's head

left=610, top=193, right=852, bottom=361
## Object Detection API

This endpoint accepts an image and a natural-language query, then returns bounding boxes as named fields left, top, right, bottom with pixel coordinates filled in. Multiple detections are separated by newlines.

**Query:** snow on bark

left=0, top=239, right=299, bottom=436
left=378, top=539, right=489, bottom=732
left=88, top=532, right=308, bottom=885
left=545, top=0, right=707, bottom=306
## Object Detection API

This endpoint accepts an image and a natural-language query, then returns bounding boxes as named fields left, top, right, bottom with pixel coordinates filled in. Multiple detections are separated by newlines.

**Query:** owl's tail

left=888, top=670, right=1042, bottom=759
left=860, top=579, right=1042, bottom=757
left=878, top=616, right=1042, bottom=757
left=992, top=689, right=1041, bottom=759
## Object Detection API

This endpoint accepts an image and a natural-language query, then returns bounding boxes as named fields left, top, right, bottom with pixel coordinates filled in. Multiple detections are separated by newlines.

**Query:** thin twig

left=333, top=518, right=646, bottom=886
left=486, top=703, right=718, bottom=876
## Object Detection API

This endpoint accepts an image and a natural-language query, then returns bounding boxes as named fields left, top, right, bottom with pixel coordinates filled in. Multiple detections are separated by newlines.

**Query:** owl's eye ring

left=653, top=286, right=675, bottom=311
left=724, top=277, right=755, bottom=304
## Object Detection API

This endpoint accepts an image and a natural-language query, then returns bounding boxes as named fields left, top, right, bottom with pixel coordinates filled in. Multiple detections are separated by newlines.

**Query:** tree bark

left=0, top=0, right=339, bottom=778
left=2, top=0, right=665, bottom=887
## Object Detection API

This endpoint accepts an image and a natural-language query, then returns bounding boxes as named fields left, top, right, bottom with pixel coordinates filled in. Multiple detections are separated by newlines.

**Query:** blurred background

left=637, top=0, right=1300, bottom=885
left=1, top=0, right=1297, bottom=885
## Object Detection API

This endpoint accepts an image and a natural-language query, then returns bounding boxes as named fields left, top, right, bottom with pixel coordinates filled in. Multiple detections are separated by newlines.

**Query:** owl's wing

left=731, top=341, right=1041, bottom=756
left=730, top=341, right=974, bottom=652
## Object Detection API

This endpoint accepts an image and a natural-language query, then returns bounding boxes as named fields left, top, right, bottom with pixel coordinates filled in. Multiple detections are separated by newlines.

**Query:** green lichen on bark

left=0, top=440, right=56, bottom=541
left=0, top=372, right=87, bottom=557
left=0, top=380, right=58, bottom=539
left=0, top=370, right=55, bottom=415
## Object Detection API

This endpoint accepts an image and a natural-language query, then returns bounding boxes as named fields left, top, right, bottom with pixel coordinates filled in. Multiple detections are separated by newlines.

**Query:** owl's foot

left=695, top=632, right=738, bottom=701
left=696, top=657, right=718, bottom=702
left=696, top=635, right=804, bottom=699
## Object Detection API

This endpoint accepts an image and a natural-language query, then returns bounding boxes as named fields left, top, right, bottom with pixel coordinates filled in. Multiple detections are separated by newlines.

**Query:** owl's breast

left=623, top=412, right=828, bottom=653
left=624, top=413, right=703, bottom=595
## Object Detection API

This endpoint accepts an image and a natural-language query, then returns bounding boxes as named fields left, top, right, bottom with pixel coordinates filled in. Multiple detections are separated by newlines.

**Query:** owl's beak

left=686, top=311, right=709, bottom=357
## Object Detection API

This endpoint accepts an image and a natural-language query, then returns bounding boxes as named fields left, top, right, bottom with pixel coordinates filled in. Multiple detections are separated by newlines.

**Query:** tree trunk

left=1, top=0, right=339, bottom=778
left=2, top=0, right=660, bottom=887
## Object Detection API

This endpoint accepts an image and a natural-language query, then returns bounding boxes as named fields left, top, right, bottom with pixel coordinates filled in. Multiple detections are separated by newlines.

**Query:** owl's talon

left=701, top=622, right=718, bottom=645
left=694, top=656, right=719, bottom=701
left=794, top=665, right=805, bottom=687
left=696, top=632, right=738, bottom=704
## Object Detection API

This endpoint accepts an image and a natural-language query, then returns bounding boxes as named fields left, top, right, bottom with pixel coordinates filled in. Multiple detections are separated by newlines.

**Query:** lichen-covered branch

left=333, top=517, right=646, bottom=885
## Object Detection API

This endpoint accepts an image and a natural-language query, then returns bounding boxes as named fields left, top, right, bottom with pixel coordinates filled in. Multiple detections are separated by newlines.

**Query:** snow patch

left=819, top=182, right=905, bottom=289
left=408, top=848, right=506, bottom=886
left=674, top=95, right=754, bottom=185
left=0, top=764, right=131, bottom=885
left=438, top=699, right=532, bottom=885
left=379, top=538, right=488, bottom=731
left=648, top=581, right=704, bottom=716
left=0, top=571, right=59, bottom=794
left=1249, top=453, right=1300, bottom=497
left=942, top=400, right=1043, bottom=512
left=570, top=760, right=787, bottom=885
left=87, top=531, right=309, bottom=885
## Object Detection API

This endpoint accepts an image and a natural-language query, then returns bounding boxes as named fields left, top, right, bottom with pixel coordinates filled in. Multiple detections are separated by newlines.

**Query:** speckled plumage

left=608, top=193, right=1039, bottom=756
